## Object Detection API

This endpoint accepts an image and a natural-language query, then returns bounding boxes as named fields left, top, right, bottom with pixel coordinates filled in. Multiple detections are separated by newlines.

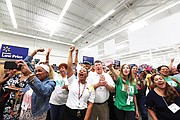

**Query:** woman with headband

left=16, top=60, right=55, bottom=120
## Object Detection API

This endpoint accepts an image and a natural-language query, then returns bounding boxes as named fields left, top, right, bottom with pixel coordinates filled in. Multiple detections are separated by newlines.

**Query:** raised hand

left=107, top=63, right=113, bottom=70
left=16, top=60, right=32, bottom=76
left=37, top=48, right=45, bottom=53
left=69, top=46, right=75, bottom=52
left=170, top=58, right=175, bottom=63
left=46, top=48, right=51, bottom=55
left=75, top=48, right=78, bottom=53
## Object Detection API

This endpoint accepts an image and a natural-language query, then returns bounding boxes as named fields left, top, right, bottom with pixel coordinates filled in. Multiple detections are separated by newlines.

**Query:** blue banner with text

left=0, top=44, right=29, bottom=60
left=83, top=56, right=94, bottom=65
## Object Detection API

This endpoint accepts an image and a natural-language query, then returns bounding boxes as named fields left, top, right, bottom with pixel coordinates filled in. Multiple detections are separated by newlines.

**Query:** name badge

left=168, top=103, right=180, bottom=113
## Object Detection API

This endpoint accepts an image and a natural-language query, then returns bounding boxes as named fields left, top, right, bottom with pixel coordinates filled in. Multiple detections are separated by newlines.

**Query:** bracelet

left=27, top=73, right=35, bottom=82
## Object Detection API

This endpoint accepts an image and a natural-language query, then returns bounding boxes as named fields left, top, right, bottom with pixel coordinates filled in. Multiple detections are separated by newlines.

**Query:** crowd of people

left=0, top=46, right=180, bottom=120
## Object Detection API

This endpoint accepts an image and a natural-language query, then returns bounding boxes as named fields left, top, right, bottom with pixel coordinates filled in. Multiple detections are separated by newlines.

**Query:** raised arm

left=45, top=48, right=51, bottom=64
left=74, top=48, right=78, bottom=67
left=67, top=46, right=75, bottom=78
left=169, top=58, right=174, bottom=73
left=107, top=64, right=119, bottom=81
left=30, top=48, right=45, bottom=58
left=24, top=48, right=45, bottom=72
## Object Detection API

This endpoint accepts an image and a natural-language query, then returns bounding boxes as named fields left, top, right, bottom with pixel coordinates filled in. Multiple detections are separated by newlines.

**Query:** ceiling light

left=93, top=10, right=115, bottom=27
left=115, top=44, right=129, bottom=50
left=128, top=21, right=148, bottom=32
left=50, top=0, right=73, bottom=36
left=72, top=0, right=127, bottom=43
left=0, top=29, right=74, bottom=46
left=82, top=27, right=128, bottom=50
left=142, top=1, right=180, bottom=21
left=81, top=1, right=180, bottom=50
left=72, top=34, right=83, bottom=43
left=5, top=0, right=17, bottom=28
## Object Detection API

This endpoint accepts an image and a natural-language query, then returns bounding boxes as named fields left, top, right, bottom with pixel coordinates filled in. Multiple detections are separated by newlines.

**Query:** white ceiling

left=0, top=0, right=180, bottom=62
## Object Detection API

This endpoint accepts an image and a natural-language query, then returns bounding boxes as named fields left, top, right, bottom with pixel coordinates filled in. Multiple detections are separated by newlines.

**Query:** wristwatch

left=27, top=73, right=35, bottom=82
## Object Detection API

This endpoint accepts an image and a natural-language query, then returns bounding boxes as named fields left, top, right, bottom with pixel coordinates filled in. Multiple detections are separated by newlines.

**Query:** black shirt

left=145, top=89, right=180, bottom=120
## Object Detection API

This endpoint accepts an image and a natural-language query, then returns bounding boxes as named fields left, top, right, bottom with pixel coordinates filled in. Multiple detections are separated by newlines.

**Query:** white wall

left=0, top=32, right=69, bottom=65
left=129, top=12, right=180, bottom=53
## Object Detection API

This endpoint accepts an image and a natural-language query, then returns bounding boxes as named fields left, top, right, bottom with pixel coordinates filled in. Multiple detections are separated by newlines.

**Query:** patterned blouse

left=3, top=74, right=27, bottom=120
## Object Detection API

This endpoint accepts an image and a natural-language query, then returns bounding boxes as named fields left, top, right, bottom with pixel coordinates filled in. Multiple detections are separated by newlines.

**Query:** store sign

left=114, top=60, right=120, bottom=69
left=83, top=56, right=94, bottom=65
left=0, top=44, right=29, bottom=59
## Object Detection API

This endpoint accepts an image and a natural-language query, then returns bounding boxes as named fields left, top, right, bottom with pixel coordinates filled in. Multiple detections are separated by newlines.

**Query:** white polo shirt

left=66, top=75, right=95, bottom=110
left=88, top=72, right=115, bottom=103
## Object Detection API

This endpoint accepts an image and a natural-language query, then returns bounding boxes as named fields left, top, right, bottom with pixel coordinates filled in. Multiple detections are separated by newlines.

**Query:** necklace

left=78, top=81, right=86, bottom=100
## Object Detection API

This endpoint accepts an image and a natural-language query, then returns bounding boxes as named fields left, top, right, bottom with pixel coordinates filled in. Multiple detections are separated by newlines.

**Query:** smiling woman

left=61, top=46, right=95, bottom=120
left=145, top=74, right=180, bottom=120
left=15, top=60, right=56, bottom=120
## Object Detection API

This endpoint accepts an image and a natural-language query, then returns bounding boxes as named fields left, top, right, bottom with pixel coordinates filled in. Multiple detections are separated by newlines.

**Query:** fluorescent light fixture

left=93, top=9, right=115, bottom=27
left=50, top=0, right=73, bottom=36
left=72, top=34, right=83, bottom=43
left=5, top=0, right=17, bottom=28
left=0, top=29, right=74, bottom=46
left=81, top=1, right=180, bottom=51
left=128, top=21, right=148, bottom=32
left=82, top=27, right=128, bottom=50
left=142, top=1, right=180, bottom=21
left=115, top=44, right=129, bottom=50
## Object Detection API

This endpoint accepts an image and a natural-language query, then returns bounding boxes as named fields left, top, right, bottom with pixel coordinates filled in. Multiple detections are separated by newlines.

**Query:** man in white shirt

left=88, top=60, right=115, bottom=120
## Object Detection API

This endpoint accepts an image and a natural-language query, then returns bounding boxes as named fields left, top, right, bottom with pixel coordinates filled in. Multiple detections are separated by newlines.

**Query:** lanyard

left=78, top=81, right=86, bottom=100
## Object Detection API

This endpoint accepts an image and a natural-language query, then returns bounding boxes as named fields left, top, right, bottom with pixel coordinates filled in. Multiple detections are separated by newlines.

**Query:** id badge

left=126, top=95, right=133, bottom=105
left=168, top=103, right=180, bottom=113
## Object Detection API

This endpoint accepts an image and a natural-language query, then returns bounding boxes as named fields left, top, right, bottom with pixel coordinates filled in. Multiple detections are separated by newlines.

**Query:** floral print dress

left=3, top=74, right=27, bottom=120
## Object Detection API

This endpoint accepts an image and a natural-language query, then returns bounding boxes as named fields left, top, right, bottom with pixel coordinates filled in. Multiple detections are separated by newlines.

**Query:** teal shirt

left=114, top=76, right=138, bottom=111
left=164, top=76, right=180, bottom=88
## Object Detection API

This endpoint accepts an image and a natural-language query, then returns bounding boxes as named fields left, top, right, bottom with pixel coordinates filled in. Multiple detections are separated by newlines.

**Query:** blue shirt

left=21, top=77, right=55, bottom=117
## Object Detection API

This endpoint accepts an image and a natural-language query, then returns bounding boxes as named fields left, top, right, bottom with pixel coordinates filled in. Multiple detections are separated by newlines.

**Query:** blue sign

left=83, top=56, right=94, bottom=65
left=114, top=60, right=120, bottom=69
left=0, top=44, right=29, bottom=60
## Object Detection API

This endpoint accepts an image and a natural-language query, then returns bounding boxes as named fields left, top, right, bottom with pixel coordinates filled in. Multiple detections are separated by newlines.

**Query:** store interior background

left=0, top=0, right=180, bottom=69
